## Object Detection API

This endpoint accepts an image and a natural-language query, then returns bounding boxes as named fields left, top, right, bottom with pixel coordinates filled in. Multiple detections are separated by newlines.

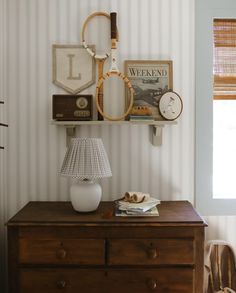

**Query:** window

left=213, top=19, right=236, bottom=199
left=195, top=0, right=236, bottom=215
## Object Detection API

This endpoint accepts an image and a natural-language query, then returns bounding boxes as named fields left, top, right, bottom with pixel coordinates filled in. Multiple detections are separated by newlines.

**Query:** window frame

left=195, top=0, right=236, bottom=215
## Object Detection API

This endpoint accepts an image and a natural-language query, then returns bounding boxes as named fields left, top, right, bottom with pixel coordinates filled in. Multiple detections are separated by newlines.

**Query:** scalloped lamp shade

left=60, top=138, right=112, bottom=212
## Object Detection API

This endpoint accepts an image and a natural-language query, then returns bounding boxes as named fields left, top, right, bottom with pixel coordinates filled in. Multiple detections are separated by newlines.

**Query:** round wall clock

left=159, top=91, right=183, bottom=120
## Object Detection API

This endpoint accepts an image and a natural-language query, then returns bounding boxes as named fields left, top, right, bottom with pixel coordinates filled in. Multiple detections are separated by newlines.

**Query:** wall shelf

left=51, top=120, right=177, bottom=146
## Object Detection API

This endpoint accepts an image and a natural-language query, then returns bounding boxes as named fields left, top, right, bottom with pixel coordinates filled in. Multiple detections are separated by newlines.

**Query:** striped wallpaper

left=0, top=0, right=8, bottom=288
left=3, top=0, right=195, bottom=215
left=1, top=0, right=235, bottom=290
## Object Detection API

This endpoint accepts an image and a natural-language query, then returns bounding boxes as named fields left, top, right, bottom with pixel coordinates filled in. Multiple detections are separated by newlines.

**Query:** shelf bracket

left=66, top=126, right=76, bottom=146
left=51, top=120, right=177, bottom=147
left=152, top=125, right=164, bottom=146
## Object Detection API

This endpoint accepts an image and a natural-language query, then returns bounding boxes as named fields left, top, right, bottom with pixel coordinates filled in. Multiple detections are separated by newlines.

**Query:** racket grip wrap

left=110, top=12, right=117, bottom=39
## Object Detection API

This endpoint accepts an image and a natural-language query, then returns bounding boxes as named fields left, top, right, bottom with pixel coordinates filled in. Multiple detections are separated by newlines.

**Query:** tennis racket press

left=82, top=12, right=118, bottom=120
left=95, top=12, right=134, bottom=121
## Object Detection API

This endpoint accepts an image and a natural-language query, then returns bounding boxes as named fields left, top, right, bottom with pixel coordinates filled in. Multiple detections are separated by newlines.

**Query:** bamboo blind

left=213, top=19, right=236, bottom=100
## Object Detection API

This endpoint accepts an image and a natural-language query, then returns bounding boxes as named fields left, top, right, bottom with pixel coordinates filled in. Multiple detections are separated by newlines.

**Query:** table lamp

left=60, top=138, right=112, bottom=212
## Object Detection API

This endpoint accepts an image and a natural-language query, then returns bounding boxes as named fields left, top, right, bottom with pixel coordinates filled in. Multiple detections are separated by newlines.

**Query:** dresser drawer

left=19, top=268, right=194, bottom=293
left=108, top=238, right=194, bottom=265
left=19, top=238, right=105, bottom=265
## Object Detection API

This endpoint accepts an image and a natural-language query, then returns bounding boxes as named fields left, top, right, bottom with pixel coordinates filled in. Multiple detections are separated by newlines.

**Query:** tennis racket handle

left=110, top=12, right=117, bottom=39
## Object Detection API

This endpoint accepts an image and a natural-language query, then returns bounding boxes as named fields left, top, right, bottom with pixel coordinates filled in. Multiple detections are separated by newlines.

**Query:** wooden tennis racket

left=81, top=12, right=118, bottom=120
left=95, top=12, right=134, bottom=121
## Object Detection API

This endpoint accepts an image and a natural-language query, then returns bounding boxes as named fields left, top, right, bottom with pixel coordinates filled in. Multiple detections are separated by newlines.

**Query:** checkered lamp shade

left=60, top=138, right=112, bottom=180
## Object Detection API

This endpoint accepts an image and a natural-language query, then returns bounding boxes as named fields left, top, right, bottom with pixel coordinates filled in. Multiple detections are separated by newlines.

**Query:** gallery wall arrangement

left=1, top=0, right=236, bottom=291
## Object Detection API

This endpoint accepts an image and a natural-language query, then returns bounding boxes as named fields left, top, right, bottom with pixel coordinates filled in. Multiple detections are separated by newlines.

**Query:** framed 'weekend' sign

left=124, top=60, right=173, bottom=120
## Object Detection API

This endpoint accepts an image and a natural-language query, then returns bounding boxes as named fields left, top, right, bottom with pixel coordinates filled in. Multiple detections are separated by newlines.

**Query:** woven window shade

left=213, top=19, right=236, bottom=99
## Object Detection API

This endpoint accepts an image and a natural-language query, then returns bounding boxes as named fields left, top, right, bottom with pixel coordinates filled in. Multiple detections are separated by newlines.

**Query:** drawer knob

left=57, top=280, right=67, bottom=289
left=56, top=249, right=67, bottom=259
left=147, top=247, right=158, bottom=259
left=146, top=278, right=157, bottom=290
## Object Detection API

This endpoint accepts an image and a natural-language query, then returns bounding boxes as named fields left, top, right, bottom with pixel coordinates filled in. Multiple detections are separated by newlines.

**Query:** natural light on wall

left=213, top=19, right=236, bottom=199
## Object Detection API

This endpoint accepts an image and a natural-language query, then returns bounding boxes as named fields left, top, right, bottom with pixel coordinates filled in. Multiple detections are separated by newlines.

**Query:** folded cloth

left=118, top=197, right=160, bottom=213
left=124, top=192, right=150, bottom=203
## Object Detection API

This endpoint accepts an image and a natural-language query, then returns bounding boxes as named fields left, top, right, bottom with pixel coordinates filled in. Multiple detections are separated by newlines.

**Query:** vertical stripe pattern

left=0, top=0, right=7, bottom=291
left=5, top=0, right=196, bottom=209
left=7, top=1, right=236, bottom=290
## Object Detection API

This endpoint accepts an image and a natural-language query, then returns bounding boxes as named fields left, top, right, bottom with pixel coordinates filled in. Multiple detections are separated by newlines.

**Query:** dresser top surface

left=7, top=201, right=206, bottom=227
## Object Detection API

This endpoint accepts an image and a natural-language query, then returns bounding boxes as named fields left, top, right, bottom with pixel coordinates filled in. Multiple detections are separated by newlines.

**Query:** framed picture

left=124, top=60, right=173, bottom=120
left=52, top=44, right=96, bottom=94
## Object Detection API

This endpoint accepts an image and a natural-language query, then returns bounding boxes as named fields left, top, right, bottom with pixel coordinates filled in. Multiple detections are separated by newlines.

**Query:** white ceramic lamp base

left=70, top=180, right=102, bottom=212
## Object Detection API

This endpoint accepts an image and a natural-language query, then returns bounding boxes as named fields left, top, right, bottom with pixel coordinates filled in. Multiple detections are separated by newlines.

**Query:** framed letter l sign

left=53, top=45, right=95, bottom=94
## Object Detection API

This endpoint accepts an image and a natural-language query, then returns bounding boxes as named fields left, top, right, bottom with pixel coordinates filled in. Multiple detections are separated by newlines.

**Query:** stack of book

left=115, top=197, right=160, bottom=217
left=129, top=115, right=154, bottom=122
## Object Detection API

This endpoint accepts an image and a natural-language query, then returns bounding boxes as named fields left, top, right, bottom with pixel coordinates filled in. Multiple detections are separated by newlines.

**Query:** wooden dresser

left=7, top=201, right=207, bottom=293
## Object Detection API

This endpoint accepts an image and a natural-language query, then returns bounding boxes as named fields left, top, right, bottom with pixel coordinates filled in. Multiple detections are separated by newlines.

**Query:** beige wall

left=1, top=0, right=195, bottom=213
left=1, top=0, right=234, bottom=290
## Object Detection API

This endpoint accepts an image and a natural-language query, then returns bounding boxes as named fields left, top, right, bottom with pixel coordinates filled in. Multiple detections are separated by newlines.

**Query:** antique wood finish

left=108, top=238, right=194, bottom=265
left=19, top=238, right=105, bottom=265
left=7, top=201, right=207, bottom=293
left=52, top=94, right=93, bottom=121
left=19, top=268, right=194, bottom=293
left=7, top=227, right=19, bottom=293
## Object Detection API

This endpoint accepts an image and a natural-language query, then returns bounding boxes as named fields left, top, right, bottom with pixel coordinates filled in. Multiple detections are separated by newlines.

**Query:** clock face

left=159, top=91, right=183, bottom=120
left=76, top=97, right=88, bottom=109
